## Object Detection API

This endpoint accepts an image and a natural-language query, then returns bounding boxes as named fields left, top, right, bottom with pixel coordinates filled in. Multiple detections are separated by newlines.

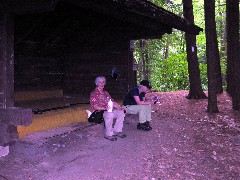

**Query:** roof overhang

left=65, top=0, right=202, bottom=35
left=0, top=0, right=202, bottom=38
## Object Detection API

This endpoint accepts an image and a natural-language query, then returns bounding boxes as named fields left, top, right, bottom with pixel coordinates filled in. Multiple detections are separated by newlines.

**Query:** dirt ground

left=0, top=90, right=240, bottom=180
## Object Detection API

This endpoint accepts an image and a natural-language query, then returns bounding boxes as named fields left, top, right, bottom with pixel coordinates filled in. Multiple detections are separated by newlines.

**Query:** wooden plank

left=0, top=108, right=32, bottom=126
left=14, top=56, right=63, bottom=92
left=62, top=49, right=133, bottom=99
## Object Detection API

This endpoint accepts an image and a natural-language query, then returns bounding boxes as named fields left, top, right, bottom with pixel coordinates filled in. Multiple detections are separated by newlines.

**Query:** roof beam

left=0, top=0, right=59, bottom=14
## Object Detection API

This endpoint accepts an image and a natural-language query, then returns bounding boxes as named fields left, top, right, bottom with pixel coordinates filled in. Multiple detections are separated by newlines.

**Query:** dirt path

left=0, top=91, right=239, bottom=179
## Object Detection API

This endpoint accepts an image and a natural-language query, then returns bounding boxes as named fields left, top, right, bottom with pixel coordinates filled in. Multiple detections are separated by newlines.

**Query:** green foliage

left=149, top=0, right=165, bottom=7
left=133, top=0, right=228, bottom=92
left=150, top=52, right=190, bottom=92
left=199, top=62, right=208, bottom=90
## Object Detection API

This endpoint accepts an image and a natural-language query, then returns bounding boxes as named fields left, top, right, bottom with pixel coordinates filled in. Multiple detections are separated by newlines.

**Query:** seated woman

left=90, top=76, right=126, bottom=141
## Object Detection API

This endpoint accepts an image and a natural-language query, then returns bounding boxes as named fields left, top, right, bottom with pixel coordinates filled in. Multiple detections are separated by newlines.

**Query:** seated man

left=123, top=80, right=154, bottom=131
left=90, top=76, right=126, bottom=141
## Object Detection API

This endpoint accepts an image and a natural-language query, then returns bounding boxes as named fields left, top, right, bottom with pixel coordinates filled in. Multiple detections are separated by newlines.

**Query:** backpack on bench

left=88, top=110, right=104, bottom=124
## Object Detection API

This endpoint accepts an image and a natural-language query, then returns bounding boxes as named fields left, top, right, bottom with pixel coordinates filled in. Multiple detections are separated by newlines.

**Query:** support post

left=0, top=13, right=32, bottom=146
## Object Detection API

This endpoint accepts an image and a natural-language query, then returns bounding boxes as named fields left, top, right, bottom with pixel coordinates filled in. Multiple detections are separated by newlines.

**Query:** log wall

left=14, top=40, right=134, bottom=100
left=64, top=51, right=132, bottom=100
left=13, top=3, right=136, bottom=100
left=14, top=56, right=64, bottom=92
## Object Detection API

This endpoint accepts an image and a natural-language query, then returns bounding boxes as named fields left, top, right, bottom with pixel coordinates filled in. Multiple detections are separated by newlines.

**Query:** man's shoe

left=137, top=123, right=151, bottom=131
left=104, top=136, right=117, bottom=141
left=114, top=132, right=126, bottom=138
left=144, top=121, right=152, bottom=129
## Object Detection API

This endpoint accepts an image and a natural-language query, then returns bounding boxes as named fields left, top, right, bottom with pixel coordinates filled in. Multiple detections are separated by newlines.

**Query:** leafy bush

left=150, top=52, right=190, bottom=91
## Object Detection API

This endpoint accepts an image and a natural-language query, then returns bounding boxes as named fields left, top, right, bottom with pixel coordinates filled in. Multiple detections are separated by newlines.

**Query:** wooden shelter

left=0, top=0, right=202, bottom=146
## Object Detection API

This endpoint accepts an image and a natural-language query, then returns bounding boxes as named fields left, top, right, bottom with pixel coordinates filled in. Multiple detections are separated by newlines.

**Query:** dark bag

left=88, top=110, right=104, bottom=124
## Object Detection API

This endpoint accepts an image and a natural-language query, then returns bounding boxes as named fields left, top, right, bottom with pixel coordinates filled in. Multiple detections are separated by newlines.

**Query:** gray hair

left=95, top=76, right=106, bottom=86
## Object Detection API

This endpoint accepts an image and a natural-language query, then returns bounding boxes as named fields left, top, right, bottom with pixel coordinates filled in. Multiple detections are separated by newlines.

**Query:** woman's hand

left=119, top=107, right=126, bottom=111
left=113, top=102, right=126, bottom=111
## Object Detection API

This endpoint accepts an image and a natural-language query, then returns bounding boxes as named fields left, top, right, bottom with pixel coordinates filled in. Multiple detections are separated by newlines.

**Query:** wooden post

left=0, top=13, right=32, bottom=146
left=0, top=13, right=16, bottom=146
left=0, top=13, right=14, bottom=108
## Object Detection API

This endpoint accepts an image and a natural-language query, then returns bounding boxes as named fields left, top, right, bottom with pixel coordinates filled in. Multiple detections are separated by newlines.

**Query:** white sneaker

left=86, top=110, right=92, bottom=118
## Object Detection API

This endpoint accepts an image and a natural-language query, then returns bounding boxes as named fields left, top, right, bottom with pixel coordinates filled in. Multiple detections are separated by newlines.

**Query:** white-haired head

left=95, top=76, right=106, bottom=86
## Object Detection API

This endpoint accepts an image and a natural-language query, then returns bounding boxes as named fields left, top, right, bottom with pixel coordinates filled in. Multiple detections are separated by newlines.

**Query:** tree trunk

left=182, top=0, right=207, bottom=99
left=212, top=0, right=223, bottom=94
left=214, top=35, right=223, bottom=94
left=141, top=51, right=146, bottom=80
left=138, top=39, right=146, bottom=80
left=226, top=0, right=240, bottom=110
left=204, top=0, right=219, bottom=113
left=218, top=0, right=227, bottom=60
left=218, top=0, right=227, bottom=89
left=164, top=35, right=170, bottom=60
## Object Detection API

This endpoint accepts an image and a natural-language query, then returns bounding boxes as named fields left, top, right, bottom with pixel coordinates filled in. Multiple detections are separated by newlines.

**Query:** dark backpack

left=88, top=110, right=104, bottom=124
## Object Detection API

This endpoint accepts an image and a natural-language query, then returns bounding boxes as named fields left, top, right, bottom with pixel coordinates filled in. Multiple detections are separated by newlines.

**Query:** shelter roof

left=0, top=0, right=202, bottom=37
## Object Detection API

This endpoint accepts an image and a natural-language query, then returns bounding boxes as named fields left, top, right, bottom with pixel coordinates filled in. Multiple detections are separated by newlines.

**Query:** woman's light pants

left=103, top=109, right=125, bottom=137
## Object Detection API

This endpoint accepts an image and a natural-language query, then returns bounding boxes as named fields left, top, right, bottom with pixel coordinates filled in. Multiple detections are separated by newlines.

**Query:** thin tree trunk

left=218, top=0, right=226, bottom=60
left=213, top=0, right=223, bottom=94
left=218, top=0, right=227, bottom=88
left=214, top=36, right=223, bottom=94
left=182, top=0, right=207, bottom=99
left=139, top=39, right=146, bottom=80
left=164, top=35, right=170, bottom=59
left=142, top=52, right=146, bottom=80
left=204, top=0, right=219, bottom=113
left=180, top=32, right=185, bottom=52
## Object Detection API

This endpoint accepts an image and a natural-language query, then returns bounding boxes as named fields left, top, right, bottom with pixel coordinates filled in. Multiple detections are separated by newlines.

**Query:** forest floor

left=0, top=90, right=240, bottom=179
